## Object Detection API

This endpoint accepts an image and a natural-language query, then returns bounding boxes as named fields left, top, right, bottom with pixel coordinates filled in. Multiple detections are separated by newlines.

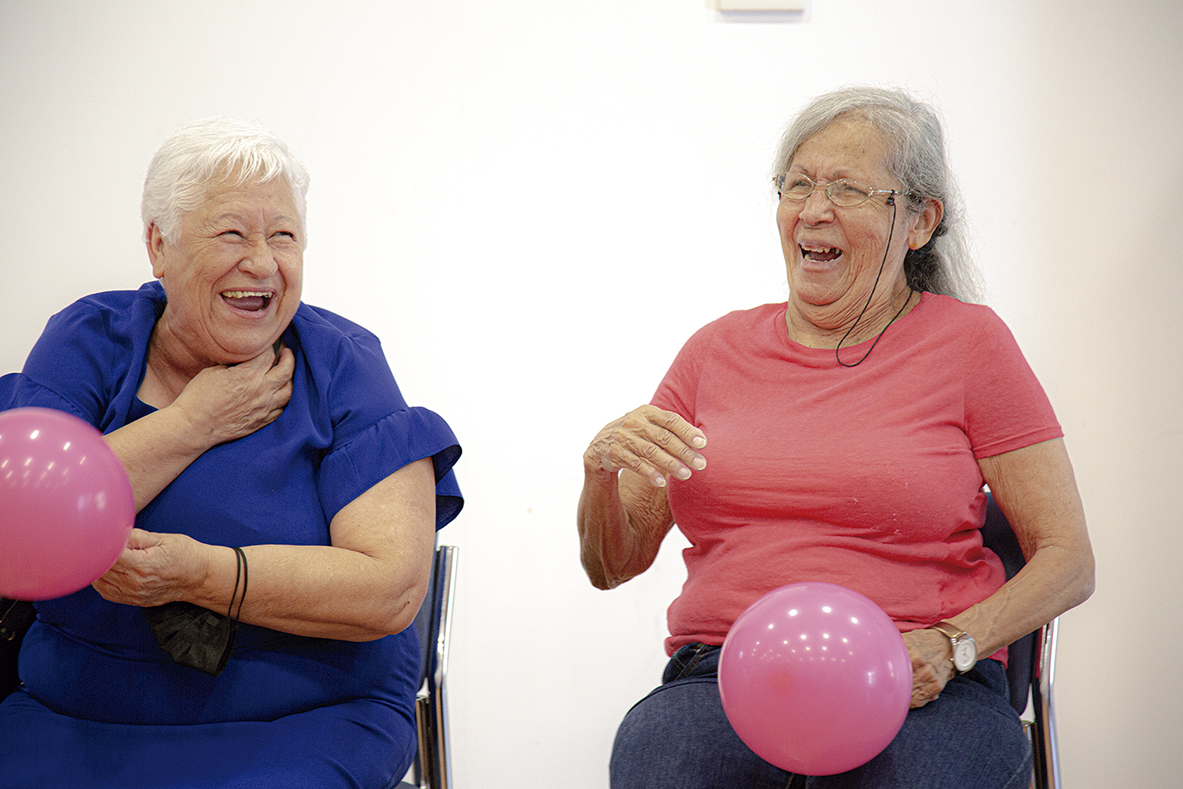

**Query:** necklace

left=835, top=287, right=915, bottom=367
left=834, top=198, right=912, bottom=368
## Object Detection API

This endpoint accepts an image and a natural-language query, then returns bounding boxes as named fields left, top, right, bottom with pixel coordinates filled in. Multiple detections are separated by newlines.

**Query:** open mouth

left=800, top=244, right=842, bottom=263
left=221, top=290, right=273, bottom=312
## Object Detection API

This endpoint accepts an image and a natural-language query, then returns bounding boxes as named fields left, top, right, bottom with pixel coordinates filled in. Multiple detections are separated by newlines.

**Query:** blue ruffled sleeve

left=317, top=406, right=463, bottom=529
left=292, top=304, right=463, bottom=530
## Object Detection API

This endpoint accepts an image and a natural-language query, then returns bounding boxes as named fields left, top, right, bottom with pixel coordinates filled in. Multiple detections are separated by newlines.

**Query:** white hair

left=772, top=86, right=982, bottom=302
left=141, top=118, right=310, bottom=245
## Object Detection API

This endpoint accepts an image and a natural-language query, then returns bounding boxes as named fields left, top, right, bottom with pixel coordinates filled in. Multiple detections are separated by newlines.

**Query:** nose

left=238, top=239, right=279, bottom=277
left=799, top=186, right=834, bottom=225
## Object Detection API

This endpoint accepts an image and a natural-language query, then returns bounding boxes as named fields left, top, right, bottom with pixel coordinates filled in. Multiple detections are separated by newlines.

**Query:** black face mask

left=143, top=546, right=247, bottom=677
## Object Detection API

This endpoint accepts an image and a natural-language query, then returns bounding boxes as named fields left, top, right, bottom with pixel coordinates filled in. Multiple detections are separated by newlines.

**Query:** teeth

left=800, top=245, right=841, bottom=259
left=223, top=291, right=271, bottom=298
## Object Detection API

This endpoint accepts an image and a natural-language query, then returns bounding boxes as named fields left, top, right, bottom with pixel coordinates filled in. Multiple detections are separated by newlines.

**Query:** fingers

left=174, top=343, right=295, bottom=444
left=268, top=346, right=295, bottom=408
left=902, top=629, right=953, bottom=708
left=125, top=528, right=162, bottom=550
left=92, top=531, right=195, bottom=608
left=587, top=406, right=707, bottom=488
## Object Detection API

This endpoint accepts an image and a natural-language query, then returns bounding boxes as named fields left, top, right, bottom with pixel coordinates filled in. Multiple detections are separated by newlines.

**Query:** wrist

left=928, top=621, right=978, bottom=674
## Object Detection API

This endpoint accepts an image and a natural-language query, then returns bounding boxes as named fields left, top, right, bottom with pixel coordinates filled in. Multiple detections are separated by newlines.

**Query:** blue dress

left=0, top=282, right=463, bottom=789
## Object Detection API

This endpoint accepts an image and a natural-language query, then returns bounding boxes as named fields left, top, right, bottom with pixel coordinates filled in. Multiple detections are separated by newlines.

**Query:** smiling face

left=147, top=175, right=303, bottom=369
left=777, top=116, right=940, bottom=343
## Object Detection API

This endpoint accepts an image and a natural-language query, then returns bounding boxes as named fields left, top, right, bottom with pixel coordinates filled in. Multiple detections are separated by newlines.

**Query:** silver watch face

left=953, top=638, right=977, bottom=672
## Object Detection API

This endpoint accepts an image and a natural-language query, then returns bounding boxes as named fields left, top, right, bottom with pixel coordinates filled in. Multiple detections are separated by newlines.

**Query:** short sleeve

left=294, top=307, right=463, bottom=529
left=317, top=406, right=463, bottom=529
left=0, top=372, right=83, bottom=416
left=15, top=289, right=158, bottom=431
left=651, top=320, right=721, bottom=422
left=962, top=310, right=1062, bottom=458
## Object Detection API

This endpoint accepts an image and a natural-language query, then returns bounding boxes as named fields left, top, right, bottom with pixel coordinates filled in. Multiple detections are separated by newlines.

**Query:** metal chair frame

left=1027, top=617, right=1060, bottom=789
left=402, top=545, right=458, bottom=789
left=980, top=494, right=1060, bottom=789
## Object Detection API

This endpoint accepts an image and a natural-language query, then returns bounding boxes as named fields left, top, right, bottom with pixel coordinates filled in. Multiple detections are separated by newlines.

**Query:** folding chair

left=979, top=494, right=1060, bottom=789
left=400, top=545, right=458, bottom=789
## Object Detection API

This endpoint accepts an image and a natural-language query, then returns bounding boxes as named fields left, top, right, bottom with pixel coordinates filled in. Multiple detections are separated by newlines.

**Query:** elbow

left=1073, top=550, right=1097, bottom=609
left=360, top=579, right=430, bottom=642
left=591, top=573, right=627, bottom=591
left=581, top=552, right=626, bottom=591
left=580, top=540, right=636, bottom=590
left=383, top=602, right=421, bottom=639
left=1054, top=542, right=1096, bottom=615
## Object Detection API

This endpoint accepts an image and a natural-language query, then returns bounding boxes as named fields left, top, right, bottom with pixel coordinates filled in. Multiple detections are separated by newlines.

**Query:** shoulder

left=656, top=303, right=786, bottom=410
left=702, top=302, right=786, bottom=334
left=294, top=302, right=379, bottom=341
left=681, top=302, right=786, bottom=352
left=288, top=303, right=403, bottom=414
left=910, top=293, right=1015, bottom=347
left=19, top=283, right=162, bottom=425
left=48, top=282, right=163, bottom=334
left=33, top=282, right=162, bottom=361
left=290, top=303, right=388, bottom=368
left=916, top=292, right=999, bottom=324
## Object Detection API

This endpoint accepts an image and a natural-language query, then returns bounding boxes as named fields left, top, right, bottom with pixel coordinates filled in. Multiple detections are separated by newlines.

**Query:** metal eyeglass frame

left=774, top=172, right=899, bottom=208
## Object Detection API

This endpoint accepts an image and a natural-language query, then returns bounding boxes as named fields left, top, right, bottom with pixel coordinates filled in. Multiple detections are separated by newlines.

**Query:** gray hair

left=772, top=86, right=981, bottom=302
left=141, top=118, right=310, bottom=245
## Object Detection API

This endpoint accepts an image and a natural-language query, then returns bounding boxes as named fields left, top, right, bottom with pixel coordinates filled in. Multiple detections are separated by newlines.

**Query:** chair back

left=978, top=493, right=1061, bottom=789
left=979, top=494, right=1033, bottom=715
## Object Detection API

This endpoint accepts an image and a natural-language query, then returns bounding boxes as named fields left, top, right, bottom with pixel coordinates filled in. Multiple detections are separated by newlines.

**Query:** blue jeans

left=610, top=644, right=1032, bottom=789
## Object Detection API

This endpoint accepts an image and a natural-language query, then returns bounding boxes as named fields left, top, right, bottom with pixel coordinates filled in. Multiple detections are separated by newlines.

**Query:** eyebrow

left=211, top=212, right=299, bottom=227
left=789, top=165, right=859, bottom=181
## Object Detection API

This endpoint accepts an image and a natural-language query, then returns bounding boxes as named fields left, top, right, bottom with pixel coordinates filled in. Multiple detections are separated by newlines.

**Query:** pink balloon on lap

left=0, top=408, right=135, bottom=600
left=718, top=582, right=912, bottom=776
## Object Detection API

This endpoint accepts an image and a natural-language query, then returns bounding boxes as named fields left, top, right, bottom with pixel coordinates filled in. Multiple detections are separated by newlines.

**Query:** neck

left=787, top=282, right=917, bottom=349
left=142, top=317, right=207, bottom=406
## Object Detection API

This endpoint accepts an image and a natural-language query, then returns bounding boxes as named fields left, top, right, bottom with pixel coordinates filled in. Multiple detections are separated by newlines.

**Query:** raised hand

left=171, top=344, right=295, bottom=447
left=584, top=405, right=707, bottom=488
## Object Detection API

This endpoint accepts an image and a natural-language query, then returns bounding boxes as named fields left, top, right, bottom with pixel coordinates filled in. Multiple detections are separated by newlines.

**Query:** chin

left=214, top=338, right=280, bottom=364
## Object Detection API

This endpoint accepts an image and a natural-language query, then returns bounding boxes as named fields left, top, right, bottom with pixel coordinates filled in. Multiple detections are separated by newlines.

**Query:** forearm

left=102, top=345, right=295, bottom=512
left=945, top=541, right=1094, bottom=658
left=94, top=458, right=438, bottom=641
left=202, top=458, right=439, bottom=640
left=104, top=406, right=218, bottom=511
left=188, top=542, right=430, bottom=641
left=578, top=405, right=703, bottom=589
left=578, top=468, right=631, bottom=589
left=954, top=438, right=1096, bottom=656
left=578, top=467, right=669, bottom=589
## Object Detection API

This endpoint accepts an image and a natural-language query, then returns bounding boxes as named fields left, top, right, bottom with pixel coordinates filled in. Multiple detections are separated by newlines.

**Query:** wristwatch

left=929, top=621, right=978, bottom=674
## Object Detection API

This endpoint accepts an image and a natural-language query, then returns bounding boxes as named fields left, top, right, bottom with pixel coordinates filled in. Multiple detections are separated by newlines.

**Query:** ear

left=907, top=198, right=944, bottom=250
left=146, top=223, right=168, bottom=279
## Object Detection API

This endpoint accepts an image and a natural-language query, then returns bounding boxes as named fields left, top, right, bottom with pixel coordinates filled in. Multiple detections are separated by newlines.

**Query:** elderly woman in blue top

left=0, top=118, right=462, bottom=789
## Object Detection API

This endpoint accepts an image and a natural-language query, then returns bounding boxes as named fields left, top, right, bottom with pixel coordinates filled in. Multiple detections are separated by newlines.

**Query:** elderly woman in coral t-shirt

left=578, top=86, right=1094, bottom=789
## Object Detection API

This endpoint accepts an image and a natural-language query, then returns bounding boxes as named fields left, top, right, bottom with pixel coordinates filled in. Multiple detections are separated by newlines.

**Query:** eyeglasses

left=774, top=172, right=899, bottom=208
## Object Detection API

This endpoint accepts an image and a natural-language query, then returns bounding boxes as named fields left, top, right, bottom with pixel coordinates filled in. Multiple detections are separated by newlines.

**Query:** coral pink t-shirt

left=651, top=293, right=1061, bottom=656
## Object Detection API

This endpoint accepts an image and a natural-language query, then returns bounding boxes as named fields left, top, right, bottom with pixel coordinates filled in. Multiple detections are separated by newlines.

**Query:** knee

left=609, top=680, right=790, bottom=789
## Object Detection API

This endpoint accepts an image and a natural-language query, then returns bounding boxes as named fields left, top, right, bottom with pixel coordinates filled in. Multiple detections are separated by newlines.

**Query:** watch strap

left=929, top=620, right=976, bottom=673
left=928, top=621, right=965, bottom=641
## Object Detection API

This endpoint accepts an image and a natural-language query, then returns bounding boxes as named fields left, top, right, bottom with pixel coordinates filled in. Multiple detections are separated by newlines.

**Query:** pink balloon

left=718, top=582, right=912, bottom=776
left=0, top=408, right=135, bottom=600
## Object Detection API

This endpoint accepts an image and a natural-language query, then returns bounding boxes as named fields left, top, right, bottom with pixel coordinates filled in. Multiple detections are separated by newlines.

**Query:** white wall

left=2, top=1, right=1180, bottom=786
